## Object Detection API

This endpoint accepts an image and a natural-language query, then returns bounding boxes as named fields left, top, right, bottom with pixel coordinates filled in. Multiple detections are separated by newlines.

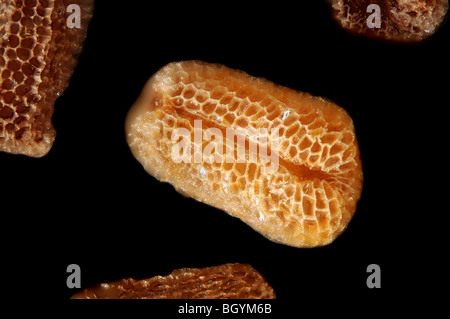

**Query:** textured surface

left=0, top=0, right=93, bottom=157
left=329, top=0, right=449, bottom=42
left=126, top=61, right=363, bottom=248
left=71, top=263, right=276, bottom=299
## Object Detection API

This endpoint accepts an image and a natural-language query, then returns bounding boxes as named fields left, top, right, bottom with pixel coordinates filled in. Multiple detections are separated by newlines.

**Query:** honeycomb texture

left=126, top=61, right=363, bottom=248
left=71, top=263, right=276, bottom=299
left=0, top=0, right=94, bottom=157
left=329, top=0, right=449, bottom=42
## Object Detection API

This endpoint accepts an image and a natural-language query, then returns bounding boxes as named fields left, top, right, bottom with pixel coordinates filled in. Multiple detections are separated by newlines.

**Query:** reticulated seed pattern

left=126, top=61, right=363, bottom=248
left=329, top=0, right=449, bottom=42
left=0, top=0, right=94, bottom=157
left=71, top=263, right=276, bottom=299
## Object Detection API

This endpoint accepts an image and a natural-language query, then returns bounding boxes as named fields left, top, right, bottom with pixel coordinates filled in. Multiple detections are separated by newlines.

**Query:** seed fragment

left=71, top=263, right=276, bottom=299
left=328, top=0, right=449, bottom=42
left=0, top=0, right=94, bottom=157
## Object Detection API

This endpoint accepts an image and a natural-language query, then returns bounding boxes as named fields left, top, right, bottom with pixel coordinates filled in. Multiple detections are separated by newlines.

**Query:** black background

left=2, top=0, right=449, bottom=314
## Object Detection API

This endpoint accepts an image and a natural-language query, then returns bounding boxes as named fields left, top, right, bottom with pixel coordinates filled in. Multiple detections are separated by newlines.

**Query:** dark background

left=2, top=0, right=448, bottom=313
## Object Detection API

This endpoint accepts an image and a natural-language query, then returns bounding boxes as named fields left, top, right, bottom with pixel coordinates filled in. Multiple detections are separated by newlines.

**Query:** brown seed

left=328, top=0, right=449, bottom=42
left=126, top=61, right=363, bottom=248
left=0, top=0, right=94, bottom=157
left=71, top=263, right=276, bottom=299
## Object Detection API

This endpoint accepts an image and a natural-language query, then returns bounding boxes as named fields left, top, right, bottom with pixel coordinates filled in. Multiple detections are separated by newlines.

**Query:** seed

left=328, top=0, right=449, bottom=42
left=0, top=0, right=94, bottom=157
left=126, top=61, right=363, bottom=248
